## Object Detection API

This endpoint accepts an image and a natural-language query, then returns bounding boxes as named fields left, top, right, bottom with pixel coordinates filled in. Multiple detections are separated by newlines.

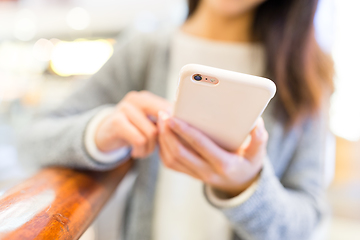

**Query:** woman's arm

left=157, top=111, right=328, bottom=240
left=216, top=114, right=327, bottom=240
left=17, top=31, right=164, bottom=171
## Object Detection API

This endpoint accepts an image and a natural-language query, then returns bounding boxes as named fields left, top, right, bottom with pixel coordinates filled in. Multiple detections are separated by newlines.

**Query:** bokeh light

left=32, top=38, right=54, bottom=62
left=66, top=7, right=91, bottom=30
left=50, top=40, right=113, bottom=76
left=13, top=9, right=37, bottom=41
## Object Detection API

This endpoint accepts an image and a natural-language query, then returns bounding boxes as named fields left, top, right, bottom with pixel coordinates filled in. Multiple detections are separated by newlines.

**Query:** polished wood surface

left=0, top=160, right=133, bottom=240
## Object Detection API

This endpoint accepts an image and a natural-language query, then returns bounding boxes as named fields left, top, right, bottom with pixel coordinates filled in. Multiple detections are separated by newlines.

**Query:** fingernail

left=258, top=118, right=265, bottom=128
left=158, top=111, right=164, bottom=133
left=256, top=126, right=261, bottom=136
left=160, top=111, right=170, bottom=120
left=168, top=118, right=175, bottom=128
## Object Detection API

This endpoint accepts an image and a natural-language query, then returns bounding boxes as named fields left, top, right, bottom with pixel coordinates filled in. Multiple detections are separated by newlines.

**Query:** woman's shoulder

left=103, top=26, right=175, bottom=80
left=112, top=26, right=176, bottom=54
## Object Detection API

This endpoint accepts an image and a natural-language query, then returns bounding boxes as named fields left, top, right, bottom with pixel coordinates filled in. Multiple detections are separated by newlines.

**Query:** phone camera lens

left=194, top=74, right=202, bottom=81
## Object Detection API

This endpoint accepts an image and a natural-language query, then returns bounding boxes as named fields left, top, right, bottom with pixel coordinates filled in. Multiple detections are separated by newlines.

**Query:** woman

left=19, top=0, right=334, bottom=239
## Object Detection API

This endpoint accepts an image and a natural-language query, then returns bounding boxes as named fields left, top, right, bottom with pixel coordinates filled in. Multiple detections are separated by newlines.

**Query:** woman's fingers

left=120, top=102, right=158, bottom=154
left=112, top=113, right=148, bottom=158
left=159, top=134, right=201, bottom=180
left=243, top=118, right=268, bottom=161
left=125, top=91, right=172, bottom=117
left=95, top=91, right=171, bottom=158
left=158, top=112, right=217, bottom=182
left=115, top=91, right=171, bottom=157
left=158, top=113, right=200, bottom=179
left=165, top=116, right=228, bottom=174
left=157, top=112, right=267, bottom=196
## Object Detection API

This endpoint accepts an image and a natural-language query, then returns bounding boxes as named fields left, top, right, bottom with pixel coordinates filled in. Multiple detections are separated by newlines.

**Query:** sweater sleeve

left=17, top=30, right=150, bottom=171
left=205, top=113, right=329, bottom=240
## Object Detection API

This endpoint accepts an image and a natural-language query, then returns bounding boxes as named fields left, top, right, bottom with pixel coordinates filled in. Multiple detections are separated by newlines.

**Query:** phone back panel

left=173, top=64, right=276, bottom=151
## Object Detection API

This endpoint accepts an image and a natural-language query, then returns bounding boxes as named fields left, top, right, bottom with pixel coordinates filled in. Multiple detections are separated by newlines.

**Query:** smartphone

left=173, top=64, right=276, bottom=151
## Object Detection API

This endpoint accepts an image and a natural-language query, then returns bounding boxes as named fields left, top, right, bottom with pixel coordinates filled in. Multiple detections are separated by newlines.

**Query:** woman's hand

left=95, top=91, right=171, bottom=158
left=158, top=111, right=268, bottom=197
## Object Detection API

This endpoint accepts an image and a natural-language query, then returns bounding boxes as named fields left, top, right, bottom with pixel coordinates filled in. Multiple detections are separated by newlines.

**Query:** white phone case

left=173, top=64, right=276, bottom=151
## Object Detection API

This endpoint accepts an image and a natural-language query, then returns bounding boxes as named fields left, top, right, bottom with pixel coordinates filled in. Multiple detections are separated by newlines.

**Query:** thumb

left=243, top=118, right=268, bottom=160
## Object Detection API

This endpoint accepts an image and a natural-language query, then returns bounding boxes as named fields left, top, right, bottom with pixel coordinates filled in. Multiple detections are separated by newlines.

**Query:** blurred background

left=0, top=0, right=359, bottom=239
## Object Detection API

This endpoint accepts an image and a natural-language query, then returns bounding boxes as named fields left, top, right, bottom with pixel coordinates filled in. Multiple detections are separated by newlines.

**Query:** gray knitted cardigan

left=19, top=28, right=329, bottom=240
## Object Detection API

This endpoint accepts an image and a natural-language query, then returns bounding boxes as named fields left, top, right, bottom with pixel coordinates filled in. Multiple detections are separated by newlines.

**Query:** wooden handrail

left=0, top=160, right=133, bottom=240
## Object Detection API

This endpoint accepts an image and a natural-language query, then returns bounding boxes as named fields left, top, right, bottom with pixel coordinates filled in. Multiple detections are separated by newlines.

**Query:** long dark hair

left=188, top=0, right=334, bottom=125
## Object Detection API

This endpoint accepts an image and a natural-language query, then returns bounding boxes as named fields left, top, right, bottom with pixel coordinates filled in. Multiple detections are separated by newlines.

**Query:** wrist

left=94, top=112, right=128, bottom=153
left=95, top=126, right=128, bottom=153
left=213, top=170, right=261, bottom=198
left=205, top=175, right=260, bottom=208
left=85, top=107, right=131, bottom=163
